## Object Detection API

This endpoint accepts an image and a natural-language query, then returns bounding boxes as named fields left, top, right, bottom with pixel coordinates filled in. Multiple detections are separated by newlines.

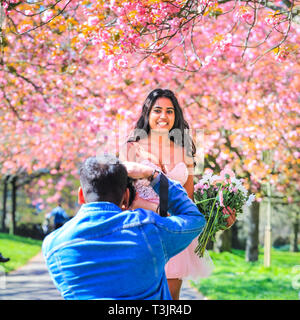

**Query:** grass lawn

left=0, top=232, right=42, bottom=273
left=191, top=248, right=300, bottom=300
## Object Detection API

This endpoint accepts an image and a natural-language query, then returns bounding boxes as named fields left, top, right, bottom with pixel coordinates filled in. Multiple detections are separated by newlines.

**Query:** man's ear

left=121, top=188, right=130, bottom=210
left=78, top=187, right=86, bottom=204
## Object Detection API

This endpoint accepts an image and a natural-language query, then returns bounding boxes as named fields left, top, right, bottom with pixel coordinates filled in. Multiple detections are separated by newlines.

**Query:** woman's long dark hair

left=128, top=88, right=196, bottom=161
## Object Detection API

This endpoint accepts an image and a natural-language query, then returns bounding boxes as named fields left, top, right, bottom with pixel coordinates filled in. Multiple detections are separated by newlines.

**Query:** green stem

left=195, top=197, right=216, bottom=205
left=195, top=197, right=218, bottom=256
left=195, top=186, right=223, bottom=257
left=199, top=196, right=217, bottom=240
left=203, top=205, right=221, bottom=250
left=196, top=206, right=221, bottom=257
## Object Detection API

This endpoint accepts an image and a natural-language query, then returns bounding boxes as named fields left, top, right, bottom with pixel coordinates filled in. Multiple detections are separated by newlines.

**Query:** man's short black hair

left=79, top=155, right=128, bottom=205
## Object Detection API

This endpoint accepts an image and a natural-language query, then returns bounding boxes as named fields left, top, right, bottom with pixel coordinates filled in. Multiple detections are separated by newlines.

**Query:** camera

left=127, top=177, right=136, bottom=207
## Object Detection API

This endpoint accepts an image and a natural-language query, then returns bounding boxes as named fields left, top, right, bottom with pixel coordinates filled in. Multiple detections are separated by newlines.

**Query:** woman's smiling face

left=148, top=97, right=175, bottom=132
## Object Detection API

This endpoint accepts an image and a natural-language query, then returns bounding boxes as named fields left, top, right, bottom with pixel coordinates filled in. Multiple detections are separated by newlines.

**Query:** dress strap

left=159, top=173, right=169, bottom=217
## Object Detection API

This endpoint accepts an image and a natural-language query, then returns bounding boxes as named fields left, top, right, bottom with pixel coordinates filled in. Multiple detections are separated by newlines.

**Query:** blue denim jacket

left=42, top=174, right=206, bottom=300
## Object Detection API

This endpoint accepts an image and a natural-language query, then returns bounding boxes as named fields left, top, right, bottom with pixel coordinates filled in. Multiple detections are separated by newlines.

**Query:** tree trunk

left=245, top=201, right=260, bottom=262
left=1, top=176, right=9, bottom=232
left=231, top=223, right=241, bottom=249
left=11, top=177, right=17, bottom=235
left=214, top=229, right=232, bottom=253
left=290, top=211, right=299, bottom=252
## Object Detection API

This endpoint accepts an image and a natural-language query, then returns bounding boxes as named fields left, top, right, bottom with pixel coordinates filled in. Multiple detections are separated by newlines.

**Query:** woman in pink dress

left=120, top=88, right=213, bottom=300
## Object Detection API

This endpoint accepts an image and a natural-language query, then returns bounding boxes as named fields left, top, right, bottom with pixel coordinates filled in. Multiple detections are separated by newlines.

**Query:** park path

left=0, top=251, right=62, bottom=300
left=0, top=251, right=204, bottom=300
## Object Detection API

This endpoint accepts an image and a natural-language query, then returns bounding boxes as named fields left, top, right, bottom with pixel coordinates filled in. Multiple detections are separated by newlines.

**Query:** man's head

left=78, top=155, right=130, bottom=209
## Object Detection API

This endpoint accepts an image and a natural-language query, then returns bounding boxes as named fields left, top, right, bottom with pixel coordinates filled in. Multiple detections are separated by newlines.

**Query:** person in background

left=49, top=201, right=69, bottom=230
left=0, top=252, right=10, bottom=263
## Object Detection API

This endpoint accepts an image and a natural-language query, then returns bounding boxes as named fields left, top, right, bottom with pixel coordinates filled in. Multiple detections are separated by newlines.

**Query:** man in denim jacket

left=42, top=155, right=206, bottom=300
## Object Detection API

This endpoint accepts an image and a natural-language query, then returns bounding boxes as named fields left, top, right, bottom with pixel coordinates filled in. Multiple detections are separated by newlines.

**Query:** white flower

left=232, top=177, right=248, bottom=196
left=210, top=175, right=222, bottom=183
left=246, top=194, right=256, bottom=207
left=200, top=172, right=213, bottom=184
left=199, top=178, right=207, bottom=185
left=231, top=177, right=242, bottom=188
left=239, top=185, right=248, bottom=197
left=230, top=177, right=248, bottom=196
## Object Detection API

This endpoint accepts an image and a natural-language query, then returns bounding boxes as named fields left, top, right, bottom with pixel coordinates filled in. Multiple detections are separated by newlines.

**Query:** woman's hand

left=130, top=195, right=159, bottom=212
left=222, top=206, right=236, bottom=228
left=123, top=161, right=154, bottom=180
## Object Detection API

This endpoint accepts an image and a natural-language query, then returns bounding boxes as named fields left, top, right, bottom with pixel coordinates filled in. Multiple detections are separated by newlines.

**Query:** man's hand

left=222, top=206, right=236, bottom=228
left=123, top=161, right=154, bottom=180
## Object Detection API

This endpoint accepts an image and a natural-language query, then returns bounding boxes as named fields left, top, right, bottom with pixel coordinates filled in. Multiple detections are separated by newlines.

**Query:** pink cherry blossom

left=42, top=10, right=54, bottom=23
left=87, top=16, right=99, bottom=26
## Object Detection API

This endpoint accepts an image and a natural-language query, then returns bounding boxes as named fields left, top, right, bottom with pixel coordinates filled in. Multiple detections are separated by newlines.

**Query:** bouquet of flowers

left=194, top=169, right=256, bottom=258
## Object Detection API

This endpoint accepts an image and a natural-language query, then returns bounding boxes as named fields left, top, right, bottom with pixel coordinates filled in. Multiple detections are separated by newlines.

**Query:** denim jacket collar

left=80, top=201, right=122, bottom=213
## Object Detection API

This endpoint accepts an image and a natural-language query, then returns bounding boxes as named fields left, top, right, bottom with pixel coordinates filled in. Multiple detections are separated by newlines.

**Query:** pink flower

left=265, top=14, right=282, bottom=27
left=117, top=57, right=128, bottom=68
left=220, top=168, right=235, bottom=180
left=170, top=17, right=181, bottom=30
left=87, top=16, right=99, bottom=26
left=218, top=190, right=224, bottom=207
left=198, top=0, right=216, bottom=7
left=108, top=59, right=115, bottom=72
left=235, top=6, right=253, bottom=23
left=2, top=2, right=8, bottom=11
left=203, top=55, right=217, bottom=68
left=215, top=34, right=233, bottom=53
left=98, top=49, right=106, bottom=60
left=194, top=182, right=203, bottom=191
left=152, top=64, right=161, bottom=71
left=42, top=10, right=54, bottom=23
left=18, top=24, right=32, bottom=33
left=240, top=10, right=253, bottom=22
left=288, top=196, right=293, bottom=204
left=275, top=49, right=289, bottom=62
left=38, top=180, right=46, bottom=187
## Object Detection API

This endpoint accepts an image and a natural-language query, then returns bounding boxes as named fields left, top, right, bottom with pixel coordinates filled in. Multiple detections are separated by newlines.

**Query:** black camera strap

left=159, top=173, right=169, bottom=217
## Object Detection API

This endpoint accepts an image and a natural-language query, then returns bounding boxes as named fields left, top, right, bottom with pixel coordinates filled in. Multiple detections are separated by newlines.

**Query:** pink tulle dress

left=134, top=159, right=214, bottom=280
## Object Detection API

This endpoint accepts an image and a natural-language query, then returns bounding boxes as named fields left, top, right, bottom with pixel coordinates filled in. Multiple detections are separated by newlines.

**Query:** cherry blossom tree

left=1, top=1, right=300, bottom=71
left=0, top=0, right=299, bottom=246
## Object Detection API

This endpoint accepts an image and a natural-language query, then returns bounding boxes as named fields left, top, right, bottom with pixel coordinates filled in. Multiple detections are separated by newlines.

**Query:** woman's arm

left=183, top=153, right=195, bottom=201
left=183, top=173, right=194, bottom=201
left=119, top=142, right=140, bottom=162
left=130, top=196, right=158, bottom=212
left=124, top=161, right=159, bottom=212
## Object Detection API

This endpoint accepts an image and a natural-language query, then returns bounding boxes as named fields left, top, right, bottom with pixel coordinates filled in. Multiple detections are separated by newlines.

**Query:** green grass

left=0, top=232, right=42, bottom=273
left=191, top=248, right=300, bottom=300
left=1, top=232, right=299, bottom=299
